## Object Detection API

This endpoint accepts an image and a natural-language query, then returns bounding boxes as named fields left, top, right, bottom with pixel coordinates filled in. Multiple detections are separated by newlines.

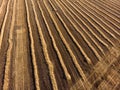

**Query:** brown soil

left=0, top=0, right=120, bottom=90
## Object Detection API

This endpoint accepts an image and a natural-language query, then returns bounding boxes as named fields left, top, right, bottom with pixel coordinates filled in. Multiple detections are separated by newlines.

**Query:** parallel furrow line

left=31, top=0, right=58, bottom=90
left=38, top=0, right=82, bottom=84
left=3, top=0, right=16, bottom=89
left=61, top=1, right=105, bottom=56
left=62, top=0, right=111, bottom=49
left=88, top=0, right=120, bottom=19
left=55, top=0, right=93, bottom=65
left=43, top=1, right=91, bottom=87
left=59, top=0, right=103, bottom=60
left=51, top=1, right=102, bottom=84
left=80, top=1, right=120, bottom=35
left=68, top=0, right=117, bottom=47
left=96, top=0, right=120, bottom=15
left=60, top=0, right=103, bottom=61
left=85, top=0, right=120, bottom=23
left=81, top=0, right=120, bottom=29
left=76, top=1, right=120, bottom=44
left=25, top=0, right=40, bottom=89
left=107, top=0, right=120, bottom=10
left=37, top=0, right=71, bottom=82
left=49, top=0, right=94, bottom=75
left=62, top=0, right=110, bottom=49
left=0, top=0, right=12, bottom=49
left=95, top=0, right=120, bottom=15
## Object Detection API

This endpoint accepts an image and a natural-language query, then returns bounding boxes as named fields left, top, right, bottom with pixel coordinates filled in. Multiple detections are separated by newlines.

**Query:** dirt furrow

left=0, top=0, right=120, bottom=89
left=49, top=0, right=93, bottom=76
left=59, top=0, right=103, bottom=61
left=38, top=0, right=81, bottom=89
left=86, top=0, right=120, bottom=22
left=0, top=0, right=8, bottom=32
left=61, top=0, right=110, bottom=51
left=72, top=1, right=116, bottom=47
left=3, top=0, right=16, bottom=90
left=69, top=1, right=118, bottom=47
left=81, top=1, right=120, bottom=35
left=25, top=0, right=55, bottom=89
left=43, top=1, right=92, bottom=88
left=96, top=0, right=120, bottom=15
left=0, top=0, right=12, bottom=49
left=92, top=0, right=120, bottom=18
left=2, top=0, right=16, bottom=89
left=56, top=0, right=95, bottom=65
left=25, top=0, right=40, bottom=89
left=10, top=0, right=35, bottom=89
left=37, top=0, right=88, bottom=88
left=58, top=0, right=104, bottom=63
left=31, top=0, right=59, bottom=90
left=37, top=1, right=71, bottom=83
left=0, top=0, right=13, bottom=89
left=76, top=1, right=120, bottom=45
left=106, top=0, right=120, bottom=10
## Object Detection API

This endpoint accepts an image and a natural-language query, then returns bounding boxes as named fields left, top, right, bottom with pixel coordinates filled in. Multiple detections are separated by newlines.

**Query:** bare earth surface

left=0, top=0, right=120, bottom=90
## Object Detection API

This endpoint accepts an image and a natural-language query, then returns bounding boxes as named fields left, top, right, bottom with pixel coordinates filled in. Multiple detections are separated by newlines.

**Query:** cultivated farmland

left=0, top=0, right=120, bottom=90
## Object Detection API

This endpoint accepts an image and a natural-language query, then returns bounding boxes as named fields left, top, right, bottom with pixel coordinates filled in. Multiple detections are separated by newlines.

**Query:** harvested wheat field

left=0, top=0, right=120, bottom=90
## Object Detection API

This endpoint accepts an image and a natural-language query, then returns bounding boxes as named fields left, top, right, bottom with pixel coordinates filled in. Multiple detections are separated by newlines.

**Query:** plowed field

left=0, top=0, right=120, bottom=90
